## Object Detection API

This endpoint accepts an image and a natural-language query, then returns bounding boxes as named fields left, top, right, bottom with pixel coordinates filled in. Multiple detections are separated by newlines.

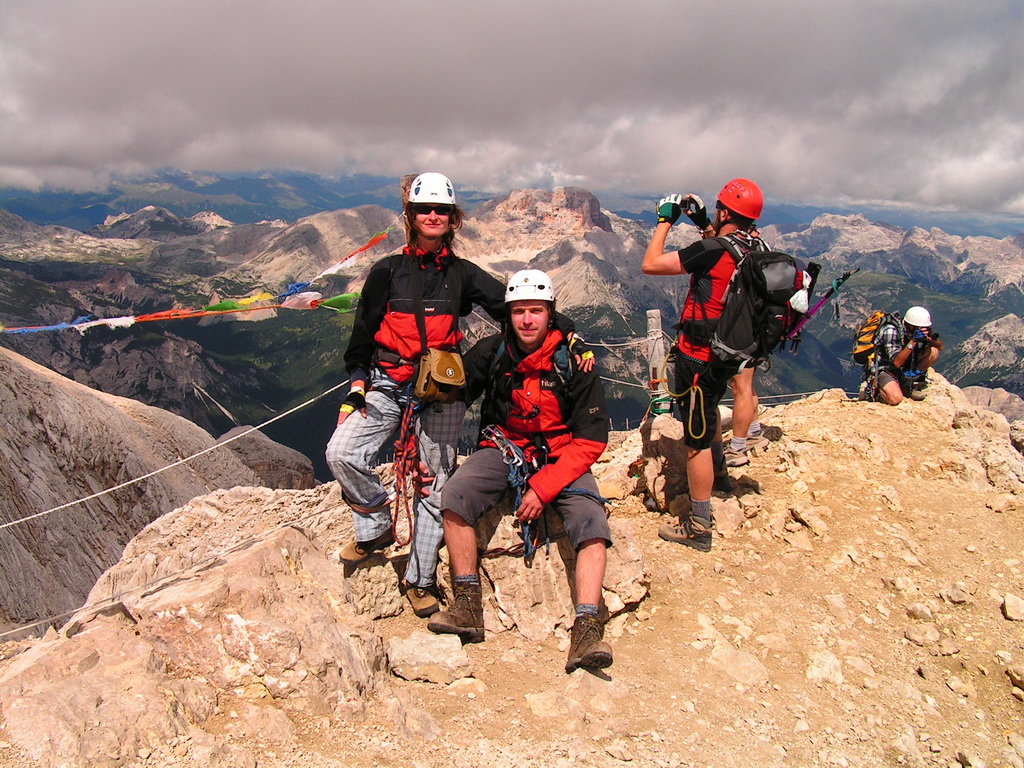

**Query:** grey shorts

left=877, top=369, right=913, bottom=396
left=441, top=447, right=612, bottom=550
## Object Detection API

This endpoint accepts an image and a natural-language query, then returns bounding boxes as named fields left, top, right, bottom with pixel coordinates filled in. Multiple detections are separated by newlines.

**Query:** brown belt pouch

left=413, top=348, right=466, bottom=404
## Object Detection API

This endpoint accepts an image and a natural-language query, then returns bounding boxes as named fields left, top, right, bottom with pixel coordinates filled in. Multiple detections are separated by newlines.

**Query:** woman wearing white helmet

left=326, top=174, right=587, bottom=619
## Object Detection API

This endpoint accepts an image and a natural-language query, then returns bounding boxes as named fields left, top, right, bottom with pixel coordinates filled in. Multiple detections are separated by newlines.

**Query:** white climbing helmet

left=408, top=172, right=456, bottom=206
left=505, top=269, right=555, bottom=304
left=904, top=306, right=932, bottom=327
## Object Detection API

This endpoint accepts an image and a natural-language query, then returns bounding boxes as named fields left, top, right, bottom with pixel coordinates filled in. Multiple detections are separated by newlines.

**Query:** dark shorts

left=672, top=352, right=739, bottom=450
left=441, top=447, right=612, bottom=550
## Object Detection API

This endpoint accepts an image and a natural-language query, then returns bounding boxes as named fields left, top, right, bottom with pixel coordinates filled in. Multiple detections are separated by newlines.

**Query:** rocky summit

left=0, top=347, right=310, bottom=629
left=1, top=372, right=1022, bottom=768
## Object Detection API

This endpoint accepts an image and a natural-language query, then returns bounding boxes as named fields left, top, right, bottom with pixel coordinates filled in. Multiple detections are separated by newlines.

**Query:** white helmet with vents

left=408, top=172, right=456, bottom=205
left=505, top=269, right=555, bottom=304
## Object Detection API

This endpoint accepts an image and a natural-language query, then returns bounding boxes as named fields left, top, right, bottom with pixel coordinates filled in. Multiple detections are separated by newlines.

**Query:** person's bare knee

left=879, top=382, right=903, bottom=405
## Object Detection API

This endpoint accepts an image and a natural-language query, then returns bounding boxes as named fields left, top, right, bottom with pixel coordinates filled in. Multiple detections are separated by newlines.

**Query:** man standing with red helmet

left=642, top=178, right=767, bottom=551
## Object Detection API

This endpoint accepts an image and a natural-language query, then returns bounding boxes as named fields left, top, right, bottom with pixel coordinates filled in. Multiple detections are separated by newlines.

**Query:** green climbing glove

left=683, top=194, right=711, bottom=230
left=657, top=194, right=684, bottom=225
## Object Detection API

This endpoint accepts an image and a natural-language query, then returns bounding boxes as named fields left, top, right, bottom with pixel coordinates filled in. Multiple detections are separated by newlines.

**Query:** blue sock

left=575, top=603, right=599, bottom=619
left=454, top=573, right=480, bottom=587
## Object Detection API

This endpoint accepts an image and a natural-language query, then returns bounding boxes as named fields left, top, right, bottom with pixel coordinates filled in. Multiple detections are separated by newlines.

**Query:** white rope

left=471, top=309, right=501, bottom=332
left=0, top=379, right=351, bottom=534
left=588, top=338, right=648, bottom=349
left=599, top=374, right=650, bottom=391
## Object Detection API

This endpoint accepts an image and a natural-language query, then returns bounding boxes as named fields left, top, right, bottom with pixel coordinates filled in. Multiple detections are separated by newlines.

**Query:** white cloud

left=1, top=0, right=1023, bottom=213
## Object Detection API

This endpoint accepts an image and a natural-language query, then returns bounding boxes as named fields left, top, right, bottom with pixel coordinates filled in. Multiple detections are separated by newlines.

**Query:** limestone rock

left=637, top=415, right=689, bottom=510
left=1002, top=593, right=1024, bottom=621
left=713, top=498, right=745, bottom=537
left=0, top=526, right=389, bottom=768
left=806, top=650, right=844, bottom=685
left=386, top=631, right=473, bottom=685
left=525, top=689, right=586, bottom=722
left=1008, top=665, right=1024, bottom=690
left=905, top=624, right=941, bottom=646
left=708, top=642, right=770, bottom=687
left=0, top=347, right=261, bottom=625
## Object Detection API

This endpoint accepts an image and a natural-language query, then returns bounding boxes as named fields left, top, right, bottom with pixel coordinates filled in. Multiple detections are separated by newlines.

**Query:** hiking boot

left=565, top=615, right=613, bottom=674
left=910, top=380, right=928, bottom=401
left=658, top=514, right=713, bottom=552
left=338, top=530, right=395, bottom=566
left=712, top=470, right=735, bottom=494
left=403, top=582, right=440, bottom=618
left=723, top=447, right=750, bottom=468
left=427, top=581, right=484, bottom=643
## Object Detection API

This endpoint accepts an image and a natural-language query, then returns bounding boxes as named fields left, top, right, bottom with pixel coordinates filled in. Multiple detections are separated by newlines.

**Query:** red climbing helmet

left=717, top=178, right=763, bottom=220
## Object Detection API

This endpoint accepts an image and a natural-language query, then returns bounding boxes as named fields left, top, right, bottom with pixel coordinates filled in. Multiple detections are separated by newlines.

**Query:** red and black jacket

left=345, top=247, right=584, bottom=386
left=345, top=247, right=507, bottom=384
left=463, top=329, right=608, bottom=504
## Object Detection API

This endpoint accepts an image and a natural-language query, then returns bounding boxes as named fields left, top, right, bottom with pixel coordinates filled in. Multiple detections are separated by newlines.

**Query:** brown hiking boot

left=338, top=530, right=395, bottom=566
left=565, top=615, right=613, bottom=673
left=403, top=582, right=440, bottom=618
left=427, top=581, right=484, bottom=643
left=658, top=513, right=714, bottom=552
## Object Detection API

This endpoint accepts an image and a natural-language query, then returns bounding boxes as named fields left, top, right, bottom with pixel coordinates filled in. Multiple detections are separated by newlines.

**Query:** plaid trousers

left=325, top=370, right=465, bottom=588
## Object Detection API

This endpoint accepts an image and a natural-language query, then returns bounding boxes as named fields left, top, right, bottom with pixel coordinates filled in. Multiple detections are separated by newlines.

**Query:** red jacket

left=463, top=329, right=608, bottom=504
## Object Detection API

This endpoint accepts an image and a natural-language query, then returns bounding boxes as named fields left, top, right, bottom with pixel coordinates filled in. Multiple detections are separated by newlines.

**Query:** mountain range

left=2, top=185, right=1024, bottom=478
left=7, top=170, right=1024, bottom=238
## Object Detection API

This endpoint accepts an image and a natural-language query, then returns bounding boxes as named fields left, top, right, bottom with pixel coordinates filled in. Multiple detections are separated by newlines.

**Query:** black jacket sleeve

left=344, top=258, right=393, bottom=381
left=457, top=260, right=507, bottom=321
left=566, top=363, right=609, bottom=445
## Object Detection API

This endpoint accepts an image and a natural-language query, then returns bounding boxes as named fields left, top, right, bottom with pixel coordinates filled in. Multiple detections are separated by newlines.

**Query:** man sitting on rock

left=427, top=269, right=614, bottom=674
left=874, top=305, right=944, bottom=405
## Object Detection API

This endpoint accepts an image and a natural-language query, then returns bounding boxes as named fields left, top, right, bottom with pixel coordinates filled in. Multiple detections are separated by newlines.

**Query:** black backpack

left=708, top=236, right=809, bottom=368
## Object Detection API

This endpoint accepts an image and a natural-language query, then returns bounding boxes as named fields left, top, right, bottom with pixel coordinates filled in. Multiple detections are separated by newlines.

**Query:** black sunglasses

left=411, top=203, right=454, bottom=216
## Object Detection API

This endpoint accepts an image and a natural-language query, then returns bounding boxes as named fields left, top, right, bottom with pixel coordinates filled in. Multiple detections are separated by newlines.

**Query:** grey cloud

left=1, top=0, right=1023, bottom=213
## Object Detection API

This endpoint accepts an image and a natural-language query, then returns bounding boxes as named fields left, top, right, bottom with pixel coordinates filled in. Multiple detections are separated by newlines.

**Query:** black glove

left=340, top=388, right=366, bottom=415
left=683, top=194, right=711, bottom=230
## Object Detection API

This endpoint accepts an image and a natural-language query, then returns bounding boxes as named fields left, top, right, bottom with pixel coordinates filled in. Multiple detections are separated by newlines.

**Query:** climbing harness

left=483, top=425, right=547, bottom=558
left=482, top=425, right=609, bottom=560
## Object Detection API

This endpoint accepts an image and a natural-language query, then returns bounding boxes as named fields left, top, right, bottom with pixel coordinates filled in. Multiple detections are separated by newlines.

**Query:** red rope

left=391, top=401, right=419, bottom=546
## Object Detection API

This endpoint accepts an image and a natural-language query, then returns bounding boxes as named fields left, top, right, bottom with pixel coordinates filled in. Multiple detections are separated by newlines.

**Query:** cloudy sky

left=1, top=0, right=1022, bottom=214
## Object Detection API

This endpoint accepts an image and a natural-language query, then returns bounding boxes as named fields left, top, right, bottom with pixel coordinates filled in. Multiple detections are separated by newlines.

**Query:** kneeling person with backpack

left=428, top=269, right=613, bottom=674
left=864, top=305, right=943, bottom=405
